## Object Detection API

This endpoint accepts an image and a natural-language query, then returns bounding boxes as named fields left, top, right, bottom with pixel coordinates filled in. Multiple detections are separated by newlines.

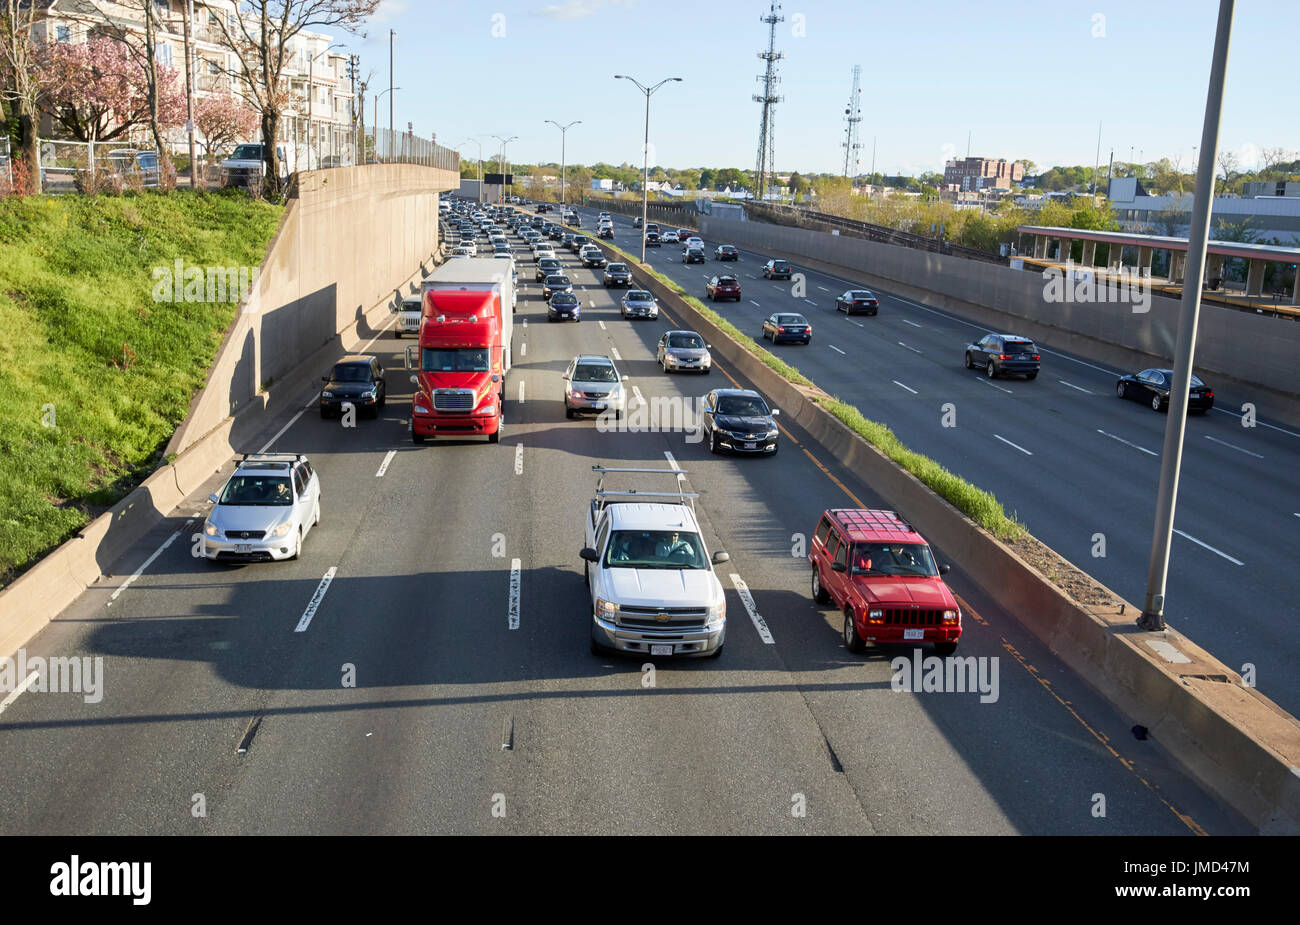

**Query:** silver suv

left=563, top=354, right=628, bottom=419
left=202, top=454, right=321, bottom=562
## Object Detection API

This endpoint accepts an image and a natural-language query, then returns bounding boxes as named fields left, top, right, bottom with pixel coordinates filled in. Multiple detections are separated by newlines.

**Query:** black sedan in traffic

left=701, top=389, right=780, bottom=456
left=1116, top=369, right=1215, bottom=413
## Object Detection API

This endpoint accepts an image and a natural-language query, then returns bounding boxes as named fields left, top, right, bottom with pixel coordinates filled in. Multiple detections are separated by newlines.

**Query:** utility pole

left=389, top=29, right=395, bottom=148
left=182, top=0, right=197, bottom=187
left=1092, top=121, right=1103, bottom=195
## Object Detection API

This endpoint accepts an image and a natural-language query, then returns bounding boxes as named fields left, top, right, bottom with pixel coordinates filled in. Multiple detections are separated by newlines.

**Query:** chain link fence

left=369, top=127, right=459, bottom=171
left=39, top=140, right=143, bottom=193
left=0, top=137, right=10, bottom=188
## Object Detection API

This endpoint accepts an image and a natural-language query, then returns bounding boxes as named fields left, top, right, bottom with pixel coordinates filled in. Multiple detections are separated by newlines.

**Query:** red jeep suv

left=809, top=509, right=961, bottom=656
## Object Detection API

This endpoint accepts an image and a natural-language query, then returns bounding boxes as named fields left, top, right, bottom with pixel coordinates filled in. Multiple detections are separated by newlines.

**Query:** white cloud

left=369, top=0, right=411, bottom=27
left=537, top=0, right=634, bottom=21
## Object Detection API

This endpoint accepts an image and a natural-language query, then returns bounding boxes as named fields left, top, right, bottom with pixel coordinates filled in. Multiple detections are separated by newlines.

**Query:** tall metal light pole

left=1138, top=0, right=1235, bottom=632
left=459, top=139, right=484, bottom=203
left=307, top=42, right=347, bottom=171
left=491, top=134, right=517, bottom=202
left=615, top=74, right=682, bottom=263
left=546, top=119, right=581, bottom=209
left=388, top=29, right=396, bottom=145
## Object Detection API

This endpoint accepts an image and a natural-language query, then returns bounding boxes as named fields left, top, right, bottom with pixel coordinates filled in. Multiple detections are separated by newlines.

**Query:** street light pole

left=459, top=139, right=484, bottom=203
left=615, top=74, right=682, bottom=263
left=307, top=42, right=347, bottom=171
left=546, top=119, right=581, bottom=210
left=389, top=29, right=395, bottom=144
left=491, top=134, right=517, bottom=203
left=1138, top=0, right=1235, bottom=632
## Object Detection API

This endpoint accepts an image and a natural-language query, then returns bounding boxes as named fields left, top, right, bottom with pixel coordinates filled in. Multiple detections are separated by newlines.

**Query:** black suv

left=701, top=389, right=780, bottom=456
left=644, top=230, right=661, bottom=247
left=320, top=355, right=386, bottom=418
left=603, top=263, right=632, bottom=287
left=964, top=334, right=1040, bottom=380
left=762, top=259, right=793, bottom=280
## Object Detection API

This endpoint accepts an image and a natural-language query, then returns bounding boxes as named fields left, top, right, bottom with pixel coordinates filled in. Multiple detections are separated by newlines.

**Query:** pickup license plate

left=903, top=628, right=925, bottom=640
left=235, top=544, right=253, bottom=554
left=650, top=645, right=673, bottom=656
left=744, top=442, right=757, bottom=450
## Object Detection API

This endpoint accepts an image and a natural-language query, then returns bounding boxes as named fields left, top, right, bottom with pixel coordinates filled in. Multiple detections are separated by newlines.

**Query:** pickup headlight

left=595, top=598, right=618, bottom=620
left=706, top=601, right=726, bottom=627
left=942, top=609, right=959, bottom=624
left=569, top=388, right=583, bottom=399
left=204, top=521, right=220, bottom=537
left=268, top=520, right=294, bottom=538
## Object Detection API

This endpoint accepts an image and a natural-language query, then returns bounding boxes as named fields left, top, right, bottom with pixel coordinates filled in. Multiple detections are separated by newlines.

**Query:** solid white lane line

left=993, top=434, right=1033, bottom=456
left=1173, top=529, right=1244, bottom=566
left=108, top=521, right=194, bottom=606
left=375, top=450, right=396, bottom=477
left=749, top=300, right=761, bottom=307
left=1204, top=435, right=1264, bottom=459
left=902, top=319, right=922, bottom=328
left=1059, top=380, right=1093, bottom=394
left=893, top=380, right=918, bottom=394
left=1035, top=347, right=1115, bottom=375
left=514, top=443, right=524, bottom=475
left=897, top=341, right=922, bottom=355
left=518, top=381, right=526, bottom=403
left=980, top=378, right=1013, bottom=395
left=729, top=574, right=775, bottom=644
left=295, top=567, right=337, bottom=632
left=663, top=450, right=687, bottom=482
left=828, top=344, right=846, bottom=355
left=520, top=342, right=527, bottom=357
left=508, top=558, right=521, bottom=630
left=258, top=409, right=307, bottom=454
left=1097, top=429, right=1159, bottom=457
left=598, top=320, right=607, bottom=330
left=0, top=671, right=41, bottom=718
left=611, top=347, right=622, bottom=361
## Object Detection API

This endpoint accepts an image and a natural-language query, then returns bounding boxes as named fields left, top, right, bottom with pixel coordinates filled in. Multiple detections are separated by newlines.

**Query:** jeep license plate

left=903, top=628, right=925, bottom=640
left=650, top=645, right=673, bottom=656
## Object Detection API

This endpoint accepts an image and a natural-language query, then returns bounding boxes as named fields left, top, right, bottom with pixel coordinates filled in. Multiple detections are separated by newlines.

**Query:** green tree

left=699, top=167, right=716, bottom=190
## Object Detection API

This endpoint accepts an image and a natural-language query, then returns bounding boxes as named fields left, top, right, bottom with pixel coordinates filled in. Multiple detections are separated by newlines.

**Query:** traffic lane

left=587, top=290, right=1243, bottom=834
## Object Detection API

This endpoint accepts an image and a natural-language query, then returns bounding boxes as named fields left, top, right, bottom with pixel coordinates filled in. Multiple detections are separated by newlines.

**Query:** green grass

left=0, top=190, right=284, bottom=587
left=586, top=227, right=1026, bottom=542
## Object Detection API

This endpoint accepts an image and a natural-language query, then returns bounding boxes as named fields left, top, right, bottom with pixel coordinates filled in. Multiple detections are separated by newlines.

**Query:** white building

left=1108, top=177, right=1300, bottom=245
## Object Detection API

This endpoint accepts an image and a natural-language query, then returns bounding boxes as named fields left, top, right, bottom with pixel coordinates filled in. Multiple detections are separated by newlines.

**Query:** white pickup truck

left=580, top=467, right=729, bottom=658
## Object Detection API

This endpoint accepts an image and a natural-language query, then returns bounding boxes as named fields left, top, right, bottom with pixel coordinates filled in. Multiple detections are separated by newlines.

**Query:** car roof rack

left=831, top=508, right=918, bottom=538
left=240, top=452, right=305, bottom=464
left=593, top=465, right=695, bottom=511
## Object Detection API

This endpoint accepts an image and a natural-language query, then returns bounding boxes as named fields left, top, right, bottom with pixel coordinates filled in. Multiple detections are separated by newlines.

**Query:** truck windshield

left=421, top=348, right=489, bottom=372
left=219, top=475, right=293, bottom=506
left=231, top=144, right=263, bottom=159
left=604, top=530, right=707, bottom=569
left=849, top=543, right=938, bottom=577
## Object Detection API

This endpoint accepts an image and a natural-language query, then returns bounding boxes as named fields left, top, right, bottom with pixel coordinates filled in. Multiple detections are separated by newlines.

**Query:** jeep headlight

left=204, top=520, right=220, bottom=537
left=596, top=598, right=618, bottom=620
left=269, top=520, right=294, bottom=538
left=942, top=609, right=959, bottom=624
left=867, top=609, right=884, bottom=623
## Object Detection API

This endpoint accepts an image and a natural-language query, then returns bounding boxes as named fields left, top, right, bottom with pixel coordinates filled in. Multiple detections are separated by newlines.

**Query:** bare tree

left=208, top=0, right=378, bottom=196
left=0, top=0, right=44, bottom=193
left=1216, top=150, right=1239, bottom=195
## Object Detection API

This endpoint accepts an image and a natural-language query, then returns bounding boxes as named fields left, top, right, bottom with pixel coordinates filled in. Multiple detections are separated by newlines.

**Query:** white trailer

left=420, top=257, right=516, bottom=373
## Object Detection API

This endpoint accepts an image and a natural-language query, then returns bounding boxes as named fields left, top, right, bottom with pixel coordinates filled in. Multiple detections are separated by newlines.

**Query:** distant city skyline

left=357, top=0, right=1297, bottom=178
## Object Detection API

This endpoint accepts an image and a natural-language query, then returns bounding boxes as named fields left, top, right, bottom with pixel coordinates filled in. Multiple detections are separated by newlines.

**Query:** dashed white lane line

left=632, top=386, right=646, bottom=407
left=107, top=521, right=195, bottom=607
left=893, top=380, right=918, bottom=394
left=828, top=344, right=846, bottom=355
left=817, top=285, right=831, bottom=292
left=902, top=319, right=922, bottom=328
left=518, top=380, right=526, bottom=403
left=0, top=670, right=41, bottom=718
left=1204, top=435, right=1264, bottom=459
left=729, top=574, right=775, bottom=644
left=522, top=318, right=528, bottom=327
left=258, top=409, right=307, bottom=454
left=897, top=341, right=923, bottom=355
left=611, top=347, right=622, bottom=361
left=746, top=274, right=757, bottom=279
left=1060, top=380, right=1093, bottom=394
left=993, top=434, right=1033, bottom=456
left=1097, top=429, right=1159, bottom=457
left=520, top=342, right=527, bottom=357
left=508, top=558, right=522, bottom=630
left=514, top=443, right=524, bottom=475
left=589, top=300, right=596, bottom=307
left=749, top=300, right=761, bottom=307
left=598, top=320, right=607, bottom=330
left=803, top=298, right=817, bottom=306
left=980, top=378, right=1014, bottom=395
left=295, top=567, right=337, bottom=632
left=375, top=450, right=396, bottom=477
left=1173, top=529, right=1244, bottom=566
left=846, top=319, right=864, bottom=327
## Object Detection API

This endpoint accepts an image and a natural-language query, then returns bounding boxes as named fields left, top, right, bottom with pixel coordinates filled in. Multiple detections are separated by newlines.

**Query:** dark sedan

left=761, top=313, right=812, bottom=344
left=715, top=244, right=739, bottom=261
left=644, top=231, right=661, bottom=247
left=1116, top=369, right=1215, bottom=413
left=582, top=248, right=607, bottom=268
left=542, top=274, right=573, bottom=301
left=603, top=263, right=632, bottom=287
left=702, top=389, right=780, bottom=456
left=835, top=290, right=879, bottom=315
left=965, top=333, right=1040, bottom=380
left=547, top=291, right=581, bottom=322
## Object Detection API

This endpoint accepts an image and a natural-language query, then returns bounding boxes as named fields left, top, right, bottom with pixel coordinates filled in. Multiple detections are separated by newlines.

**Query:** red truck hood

left=852, top=576, right=956, bottom=608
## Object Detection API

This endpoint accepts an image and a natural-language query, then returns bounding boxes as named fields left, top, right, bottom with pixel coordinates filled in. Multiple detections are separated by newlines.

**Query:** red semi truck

left=405, top=287, right=508, bottom=443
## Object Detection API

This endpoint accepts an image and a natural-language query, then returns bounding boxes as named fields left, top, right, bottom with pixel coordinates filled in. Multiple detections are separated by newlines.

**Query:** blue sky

left=348, top=0, right=1296, bottom=177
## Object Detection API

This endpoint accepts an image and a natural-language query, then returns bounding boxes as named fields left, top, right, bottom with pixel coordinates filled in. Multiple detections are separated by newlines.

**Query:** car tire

left=965, top=352, right=974, bottom=369
left=1152, top=394, right=1164, bottom=412
left=986, top=360, right=997, bottom=379
left=707, top=644, right=724, bottom=659
left=489, top=419, right=501, bottom=443
left=412, top=427, right=424, bottom=444
left=843, top=608, right=866, bottom=654
left=1026, top=372, right=1038, bottom=381
left=290, top=527, right=302, bottom=561
left=934, top=642, right=958, bottom=657
left=584, top=560, right=590, bottom=588
left=590, top=633, right=610, bottom=657
left=812, top=566, right=831, bottom=604
left=394, top=331, right=401, bottom=339
left=320, top=407, right=329, bottom=419
left=313, top=501, right=321, bottom=526
left=703, top=367, right=710, bottom=375
left=708, top=429, right=720, bottom=455
left=565, top=406, right=574, bottom=419
left=1117, top=381, right=1127, bottom=399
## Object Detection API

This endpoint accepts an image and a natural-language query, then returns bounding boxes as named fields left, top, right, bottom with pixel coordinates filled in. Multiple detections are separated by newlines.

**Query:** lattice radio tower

left=752, top=1, right=784, bottom=202
left=841, top=65, right=863, bottom=178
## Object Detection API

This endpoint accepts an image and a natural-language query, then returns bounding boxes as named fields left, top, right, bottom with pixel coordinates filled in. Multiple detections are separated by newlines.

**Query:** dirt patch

left=1007, top=534, right=1123, bottom=609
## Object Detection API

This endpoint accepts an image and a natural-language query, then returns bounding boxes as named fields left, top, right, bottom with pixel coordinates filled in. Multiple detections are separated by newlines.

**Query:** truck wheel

left=843, top=608, right=866, bottom=653
left=590, top=634, right=609, bottom=657
left=811, top=566, right=830, bottom=604
left=412, top=427, right=424, bottom=444
left=935, top=642, right=958, bottom=657
left=489, top=420, right=501, bottom=443
left=707, top=644, right=724, bottom=659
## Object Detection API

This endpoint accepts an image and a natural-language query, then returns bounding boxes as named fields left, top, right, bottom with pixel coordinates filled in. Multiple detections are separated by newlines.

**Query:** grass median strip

left=588, top=228, right=1025, bottom=542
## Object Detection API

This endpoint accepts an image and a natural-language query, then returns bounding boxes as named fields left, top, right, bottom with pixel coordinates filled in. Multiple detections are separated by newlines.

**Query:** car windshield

left=716, top=395, right=769, bottom=417
left=848, top=542, right=939, bottom=577
left=231, top=144, right=262, bottom=159
left=667, top=333, right=704, bottom=349
left=546, top=276, right=570, bottom=286
left=552, top=294, right=577, bottom=305
left=401, top=300, right=421, bottom=312
left=574, top=363, right=617, bottom=382
left=627, top=291, right=652, bottom=301
left=421, top=348, right=489, bottom=372
left=219, top=475, right=293, bottom=506
left=607, top=264, right=627, bottom=272
left=331, top=363, right=372, bottom=382
left=604, top=530, right=708, bottom=570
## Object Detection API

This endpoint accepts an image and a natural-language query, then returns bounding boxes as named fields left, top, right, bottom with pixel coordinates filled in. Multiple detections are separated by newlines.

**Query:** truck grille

left=433, top=389, right=475, bottom=411
left=618, top=605, right=708, bottom=629
left=880, top=608, right=944, bottom=626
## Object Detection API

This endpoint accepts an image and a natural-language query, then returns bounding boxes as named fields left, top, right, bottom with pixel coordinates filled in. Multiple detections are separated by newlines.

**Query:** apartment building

left=943, top=156, right=1025, bottom=191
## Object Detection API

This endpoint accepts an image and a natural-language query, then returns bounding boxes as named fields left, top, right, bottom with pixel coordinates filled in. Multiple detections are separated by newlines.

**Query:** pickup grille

left=618, top=605, right=708, bottom=629
left=880, top=608, right=944, bottom=626
left=433, top=389, right=475, bottom=411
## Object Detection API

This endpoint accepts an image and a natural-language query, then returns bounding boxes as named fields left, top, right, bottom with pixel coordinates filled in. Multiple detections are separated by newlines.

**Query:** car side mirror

left=830, top=561, right=847, bottom=573
left=621, top=374, right=629, bottom=381
left=409, top=375, right=418, bottom=385
left=208, top=493, right=219, bottom=504
left=940, top=564, right=951, bottom=575
left=771, top=409, right=780, bottom=417
left=579, top=547, right=599, bottom=562
left=492, top=374, right=500, bottom=383
left=712, top=551, right=730, bottom=564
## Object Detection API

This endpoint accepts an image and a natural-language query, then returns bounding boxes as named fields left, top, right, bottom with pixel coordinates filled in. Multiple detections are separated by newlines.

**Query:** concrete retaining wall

left=699, top=215, right=1300, bottom=403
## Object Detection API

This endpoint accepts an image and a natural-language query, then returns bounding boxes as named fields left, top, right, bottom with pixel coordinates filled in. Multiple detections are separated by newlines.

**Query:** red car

left=706, top=274, right=742, bottom=301
left=809, top=509, right=961, bottom=656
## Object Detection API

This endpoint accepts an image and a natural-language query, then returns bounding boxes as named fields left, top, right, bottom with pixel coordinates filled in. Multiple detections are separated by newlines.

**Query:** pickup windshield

left=231, top=144, right=263, bottom=160
left=604, top=530, right=707, bottom=569
left=421, top=348, right=489, bottom=372
left=219, top=475, right=292, bottom=506
left=848, top=542, right=939, bottom=577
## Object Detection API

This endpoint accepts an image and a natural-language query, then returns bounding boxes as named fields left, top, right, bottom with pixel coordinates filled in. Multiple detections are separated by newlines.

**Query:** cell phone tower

left=752, top=1, right=784, bottom=202
left=841, top=65, right=862, bottom=179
